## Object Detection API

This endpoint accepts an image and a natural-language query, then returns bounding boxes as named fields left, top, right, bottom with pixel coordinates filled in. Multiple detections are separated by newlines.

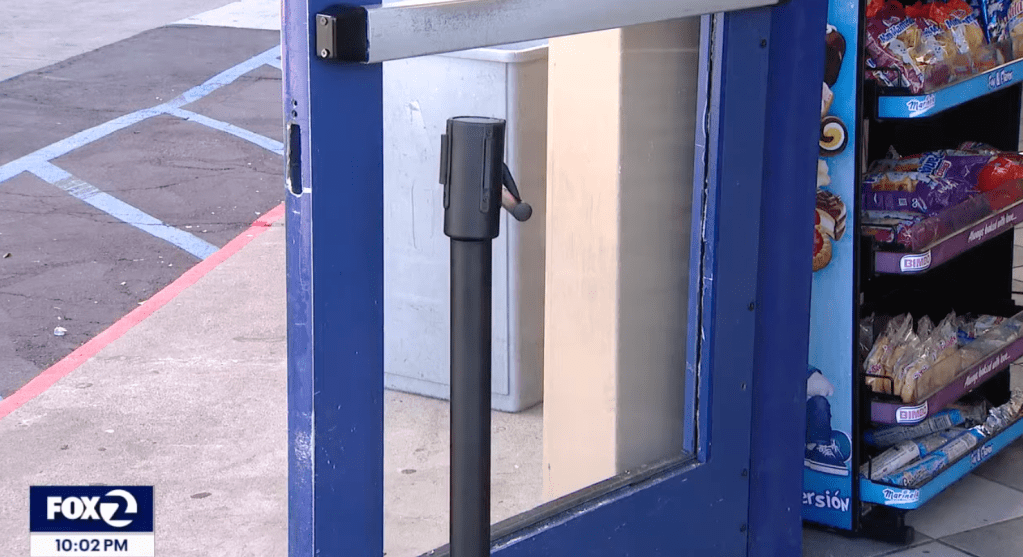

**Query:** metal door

left=283, top=0, right=827, bottom=555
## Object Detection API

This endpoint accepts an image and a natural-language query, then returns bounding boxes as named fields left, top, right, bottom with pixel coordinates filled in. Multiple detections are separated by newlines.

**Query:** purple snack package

left=869, top=150, right=993, bottom=186
left=862, top=171, right=978, bottom=215
left=957, top=140, right=1002, bottom=153
left=916, top=151, right=993, bottom=185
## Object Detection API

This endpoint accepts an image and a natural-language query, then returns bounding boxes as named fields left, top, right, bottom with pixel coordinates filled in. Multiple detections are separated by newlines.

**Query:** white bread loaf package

left=864, top=314, right=913, bottom=394
left=901, top=312, right=960, bottom=403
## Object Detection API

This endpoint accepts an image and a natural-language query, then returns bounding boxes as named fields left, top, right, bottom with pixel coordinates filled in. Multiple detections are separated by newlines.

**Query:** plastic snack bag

left=869, top=149, right=994, bottom=181
left=880, top=427, right=986, bottom=487
left=983, top=0, right=1012, bottom=45
left=860, top=429, right=964, bottom=479
left=864, top=408, right=969, bottom=447
left=980, top=390, right=1023, bottom=435
left=902, top=311, right=959, bottom=402
left=957, top=141, right=1002, bottom=153
left=862, top=171, right=978, bottom=216
left=906, top=311, right=962, bottom=402
left=935, top=0, right=999, bottom=71
left=866, top=56, right=905, bottom=89
left=865, top=314, right=913, bottom=393
left=917, top=315, right=935, bottom=340
left=892, top=317, right=928, bottom=400
left=1009, top=0, right=1023, bottom=59
left=907, top=2, right=960, bottom=86
left=882, top=315, right=919, bottom=395
left=860, top=313, right=877, bottom=362
left=894, top=333, right=928, bottom=400
left=866, top=0, right=927, bottom=92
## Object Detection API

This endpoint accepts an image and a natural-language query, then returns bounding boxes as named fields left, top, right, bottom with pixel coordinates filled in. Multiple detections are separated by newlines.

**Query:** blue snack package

left=986, top=0, right=1011, bottom=44
left=967, top=0, right=986, bottom=34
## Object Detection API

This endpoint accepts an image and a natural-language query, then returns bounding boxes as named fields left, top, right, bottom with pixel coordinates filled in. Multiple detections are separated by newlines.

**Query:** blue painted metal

left=876, top=58, right=1023, bottom=118
left=286, top=0, right=824, bottom=554
left=748, top=0, right=827, bottom=554
left=483, top=7, right=807, bottom=555
left=284, top=0, right=384, bottom=556
left=684, top=13, right=718, bottom=461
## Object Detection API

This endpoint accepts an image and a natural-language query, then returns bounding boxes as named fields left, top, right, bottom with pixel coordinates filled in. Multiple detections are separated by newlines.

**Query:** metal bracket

left=315, top=6, right=367, bottom=62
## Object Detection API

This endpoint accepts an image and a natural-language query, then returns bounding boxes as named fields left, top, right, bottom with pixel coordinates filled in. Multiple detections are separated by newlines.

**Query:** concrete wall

left=542, top=18, right=701, bottom=500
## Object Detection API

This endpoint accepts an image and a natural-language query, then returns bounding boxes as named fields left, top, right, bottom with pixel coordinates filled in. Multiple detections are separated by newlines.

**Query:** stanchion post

left=441, top=117, right=506, bottom=557
left=439, top=116, right=531, bottom=557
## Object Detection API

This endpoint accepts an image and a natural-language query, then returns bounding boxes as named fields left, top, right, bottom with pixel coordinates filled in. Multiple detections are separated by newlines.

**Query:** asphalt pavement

left=0, top=25, right=284, bottom=397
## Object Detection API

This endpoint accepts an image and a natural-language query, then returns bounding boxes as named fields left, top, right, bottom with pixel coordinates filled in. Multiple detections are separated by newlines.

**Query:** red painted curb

left=0, top=202, right=286, bottom=421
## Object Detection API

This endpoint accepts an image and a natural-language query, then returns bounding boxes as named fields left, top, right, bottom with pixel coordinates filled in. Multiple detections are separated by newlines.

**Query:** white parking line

left=28, top=162, right=220, bottom=260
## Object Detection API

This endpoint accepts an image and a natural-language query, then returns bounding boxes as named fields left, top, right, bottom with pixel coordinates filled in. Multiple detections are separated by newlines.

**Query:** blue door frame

left=283, top=0, right=827, bottom=555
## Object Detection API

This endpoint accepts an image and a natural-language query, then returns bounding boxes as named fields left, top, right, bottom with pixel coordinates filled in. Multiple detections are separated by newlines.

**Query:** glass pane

left=382, top=17, right=704, bottom=556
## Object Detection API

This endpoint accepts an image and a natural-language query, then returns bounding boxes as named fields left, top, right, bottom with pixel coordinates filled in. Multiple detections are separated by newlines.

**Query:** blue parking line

left=164, top=107, right=284, bottom=155
left=29, top=162, right=220, bottom=260
left=0, top=106, right=166, bottom=184
left=0, top=45, right=281, bottom=185
left=165, top=46, right=280, bottom=108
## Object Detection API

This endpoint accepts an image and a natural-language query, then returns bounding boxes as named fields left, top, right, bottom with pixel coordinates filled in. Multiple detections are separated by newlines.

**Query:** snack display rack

left=871, top=198, right=1023, bottom=274
left=859, top=416, right=1023, bottom=510
left=869, top=333, right=1023, bottom=423
left=803, top=0, right=1023, bottom=544
left=876, top=56, right=1023, bottom=118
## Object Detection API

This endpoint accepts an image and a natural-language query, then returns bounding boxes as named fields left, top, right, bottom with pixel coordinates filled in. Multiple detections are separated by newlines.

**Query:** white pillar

left=542, top=18, right=701, bottom=500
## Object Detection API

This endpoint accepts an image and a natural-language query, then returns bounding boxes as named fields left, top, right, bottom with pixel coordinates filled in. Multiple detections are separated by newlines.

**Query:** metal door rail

left=315, top=0, right=780, bottom=63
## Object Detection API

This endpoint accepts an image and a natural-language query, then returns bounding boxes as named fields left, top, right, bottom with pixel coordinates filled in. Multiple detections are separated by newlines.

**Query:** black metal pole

left=450, top=239, right=492, bottom=556
left=440, top=116, right=507, bottom=557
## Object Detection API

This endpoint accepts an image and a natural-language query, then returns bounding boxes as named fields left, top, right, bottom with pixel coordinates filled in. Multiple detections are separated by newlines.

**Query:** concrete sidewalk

left=0, top=218, right=290, bottom=556
left=0, top=212, right=542, bottom=557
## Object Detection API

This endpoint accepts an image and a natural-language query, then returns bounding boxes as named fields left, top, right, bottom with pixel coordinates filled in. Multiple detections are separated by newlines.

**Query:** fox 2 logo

left=30, top=487, right=154, bottom=533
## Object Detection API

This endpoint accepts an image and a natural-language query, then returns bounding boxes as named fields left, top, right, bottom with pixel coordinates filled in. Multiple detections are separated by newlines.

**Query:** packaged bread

left=884, top=318, right=918, bottom=395
left=865, top=314, right=912, bottom=393
left=866, top=0, right=927, bottom=93
left=918, top=315, right=935, bottom=340
left=906, top=2, right=961, bottom=86
left=960, top=314, right=1023, bottom=366
left=912, top=349, right=964, bottom=401
left=1009, top=0, right=1023, bottom=59
left=903, top=312, right=960, bottom=402
left=935, top=0, right=999, bottom=71
left=880, top=314, right=916, bottom=394
left=893, top=333, right=925, bottom=400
